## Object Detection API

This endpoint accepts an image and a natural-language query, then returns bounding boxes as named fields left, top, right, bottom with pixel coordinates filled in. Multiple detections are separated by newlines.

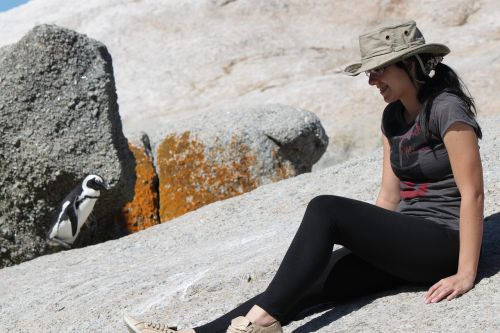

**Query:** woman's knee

left=302, top=195, right=346, bottom=228
left=302, top=195, right=360, bottom=236
left=306, top=195, right=344, bottom=213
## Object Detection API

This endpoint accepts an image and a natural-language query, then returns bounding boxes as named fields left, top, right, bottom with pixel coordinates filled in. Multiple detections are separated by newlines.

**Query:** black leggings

left=194, top=195, right=460, bottom=333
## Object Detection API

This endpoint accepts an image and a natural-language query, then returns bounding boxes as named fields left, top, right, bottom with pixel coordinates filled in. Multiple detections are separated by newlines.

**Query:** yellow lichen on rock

left=157, top=131, right=264, bottom=222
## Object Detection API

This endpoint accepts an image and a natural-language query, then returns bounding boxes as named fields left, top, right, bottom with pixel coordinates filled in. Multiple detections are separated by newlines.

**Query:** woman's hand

left=424, top=273, right=475, bottom=304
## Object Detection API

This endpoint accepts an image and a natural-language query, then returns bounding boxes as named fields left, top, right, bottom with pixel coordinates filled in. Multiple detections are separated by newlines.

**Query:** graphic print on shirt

left=400, top=181, right=429, bottom=199
left=390, top=119, right=431, bottom=199
left=391, top=121, right=430, bottom=180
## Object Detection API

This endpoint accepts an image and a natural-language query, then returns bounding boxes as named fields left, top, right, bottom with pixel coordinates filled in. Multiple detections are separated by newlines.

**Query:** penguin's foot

left=46, top=238, right=72, bottom=249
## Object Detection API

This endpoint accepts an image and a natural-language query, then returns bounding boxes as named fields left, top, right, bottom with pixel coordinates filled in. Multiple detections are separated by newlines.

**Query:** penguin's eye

left=87, top=179, right=99, bottom=190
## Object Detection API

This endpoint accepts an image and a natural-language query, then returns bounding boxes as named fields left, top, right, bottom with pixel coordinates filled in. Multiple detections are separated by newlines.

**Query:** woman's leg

left=320, top=247, right=406, bottom=303
left=196, top=195, right=459, bottom=331
left=194, top=247, right=406, bottom=333
left=193, top=294, right=261, bottom=333
left=280, top=247, right=406, bottom=325
left=255, top=195, right=459, bottom=321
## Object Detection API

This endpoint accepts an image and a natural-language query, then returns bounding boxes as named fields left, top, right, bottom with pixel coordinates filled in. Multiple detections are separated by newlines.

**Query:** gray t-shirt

left=381, top=91, right=481, bottom=230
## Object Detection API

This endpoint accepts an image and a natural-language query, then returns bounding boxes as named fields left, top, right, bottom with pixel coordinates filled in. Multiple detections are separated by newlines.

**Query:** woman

left=124, top=20, right=484, bottom=333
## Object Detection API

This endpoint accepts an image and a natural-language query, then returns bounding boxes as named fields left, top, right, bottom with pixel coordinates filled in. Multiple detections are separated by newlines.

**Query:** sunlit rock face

left=2, top=1, right=497, bottom=169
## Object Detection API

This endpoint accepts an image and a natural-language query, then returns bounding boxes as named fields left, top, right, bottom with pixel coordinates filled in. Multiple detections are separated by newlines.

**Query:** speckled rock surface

left=0, top=115, right=497, bottom=333
left=152, top=104, right=328, bottom=222
left=0, top=24, right=135, bottom=268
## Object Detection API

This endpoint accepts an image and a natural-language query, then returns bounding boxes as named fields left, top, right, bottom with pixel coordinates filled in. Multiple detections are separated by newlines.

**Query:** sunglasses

left=365, top=65, right=388, bottom=77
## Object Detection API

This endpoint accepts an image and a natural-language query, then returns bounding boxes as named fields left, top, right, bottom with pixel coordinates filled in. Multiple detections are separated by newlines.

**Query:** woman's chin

left=382, top=94, right=397, bottom=103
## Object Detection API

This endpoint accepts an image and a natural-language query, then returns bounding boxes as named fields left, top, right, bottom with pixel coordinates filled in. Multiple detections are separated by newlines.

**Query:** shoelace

left=227, top=324, right=254, bottom=333
left=145, top=321, right=177, bottom=332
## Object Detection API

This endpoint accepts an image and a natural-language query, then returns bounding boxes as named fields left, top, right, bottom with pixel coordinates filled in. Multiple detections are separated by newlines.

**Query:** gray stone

left=0, top=24, right=135, bottom=268
left=150, top=104, right=328, bottom=222
left=0, top=115, right=497, bottom=332
left=151, top=104, right=328, bottom=174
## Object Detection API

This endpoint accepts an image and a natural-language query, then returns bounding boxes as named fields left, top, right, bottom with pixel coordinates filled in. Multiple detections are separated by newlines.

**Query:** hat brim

left=343, top=43, right=450, bottom=76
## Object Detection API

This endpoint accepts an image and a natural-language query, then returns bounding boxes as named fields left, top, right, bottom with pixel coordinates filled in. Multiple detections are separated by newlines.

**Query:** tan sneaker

left=226, top=316, right=283, bottom=333
left=123, top=314, right=178, bottom=333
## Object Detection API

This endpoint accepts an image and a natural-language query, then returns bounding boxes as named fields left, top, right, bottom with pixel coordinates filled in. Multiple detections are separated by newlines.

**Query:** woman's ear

left=403, top=58, right=425, bottom=86
left=405, top=59, right=417, bottom=76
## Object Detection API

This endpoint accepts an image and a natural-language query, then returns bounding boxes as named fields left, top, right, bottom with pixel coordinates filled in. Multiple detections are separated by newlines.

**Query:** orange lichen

left=119, top=143, right=160, bottom=232
left=157, top=132, right=264, bottom=222
left=156, top=131, right=301, bottom=222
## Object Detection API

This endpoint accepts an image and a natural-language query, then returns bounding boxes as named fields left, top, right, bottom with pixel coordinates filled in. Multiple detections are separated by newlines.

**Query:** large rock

left=0, top=24, right=135, bottom=268
left=0, top=115, right=497, bottom=332
left=2, top=1, right=500, bottom=169
left=151, top=104, right=328, bottom=221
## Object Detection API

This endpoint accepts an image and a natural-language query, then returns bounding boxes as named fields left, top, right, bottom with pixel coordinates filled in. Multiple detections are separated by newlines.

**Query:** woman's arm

left=424, top=122, right=484, bottom=303
left=376, top=135, right=400, bottom=210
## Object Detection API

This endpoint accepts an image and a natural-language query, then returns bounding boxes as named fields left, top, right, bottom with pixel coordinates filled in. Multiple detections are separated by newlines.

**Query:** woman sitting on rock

left=124, top=20, right=484, bottom=333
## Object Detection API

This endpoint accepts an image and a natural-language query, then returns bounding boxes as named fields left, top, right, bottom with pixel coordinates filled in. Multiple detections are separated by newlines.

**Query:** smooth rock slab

left=152, top=104, right=328, bottom=222
left=0, top=115, right=498, bottom=333
left=0, top=24, right=135, bottom=268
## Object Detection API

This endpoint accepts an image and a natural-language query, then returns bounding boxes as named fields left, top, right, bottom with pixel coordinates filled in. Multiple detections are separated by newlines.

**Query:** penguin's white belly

left=76, top=199, right=97, bottom=232
left=55, top=220, right=76, bottom=242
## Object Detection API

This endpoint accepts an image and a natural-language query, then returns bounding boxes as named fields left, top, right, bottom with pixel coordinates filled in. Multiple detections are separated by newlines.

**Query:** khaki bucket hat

left=344, top=20, right=450, bottom=76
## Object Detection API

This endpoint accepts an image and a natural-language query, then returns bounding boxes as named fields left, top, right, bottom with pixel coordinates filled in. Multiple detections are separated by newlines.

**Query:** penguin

left=46, top=174, right=110, bottom=249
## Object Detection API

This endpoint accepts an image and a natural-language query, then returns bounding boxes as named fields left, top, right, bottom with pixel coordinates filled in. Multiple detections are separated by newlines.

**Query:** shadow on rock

left=290, top=283, right=425, bottom=333
left=477, top=212, right=500, bottom=281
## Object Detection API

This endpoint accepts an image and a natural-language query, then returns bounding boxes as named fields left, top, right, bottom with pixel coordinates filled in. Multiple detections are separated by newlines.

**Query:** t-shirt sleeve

left=429, top=92, right=480, bottom=139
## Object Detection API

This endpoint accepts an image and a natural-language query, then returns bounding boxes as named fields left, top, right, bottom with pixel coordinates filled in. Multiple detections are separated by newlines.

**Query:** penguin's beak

left=102, top=181, right=111, bottom=191
left=96, top=178, right=110, bottom=191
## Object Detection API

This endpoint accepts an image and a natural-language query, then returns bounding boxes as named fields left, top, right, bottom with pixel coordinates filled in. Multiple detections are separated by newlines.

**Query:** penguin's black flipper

left=69, top=198, right=79, bottom=237
left=48, top=184, right=81, bottom=237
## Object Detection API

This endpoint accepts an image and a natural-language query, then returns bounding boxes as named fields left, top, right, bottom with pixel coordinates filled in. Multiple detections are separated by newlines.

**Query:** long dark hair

left=395, top=53, right=482, bottom=140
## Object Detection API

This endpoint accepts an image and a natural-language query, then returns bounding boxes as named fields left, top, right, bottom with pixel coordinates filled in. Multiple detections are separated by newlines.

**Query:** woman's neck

left=400, top=94, right=422, bottom=124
